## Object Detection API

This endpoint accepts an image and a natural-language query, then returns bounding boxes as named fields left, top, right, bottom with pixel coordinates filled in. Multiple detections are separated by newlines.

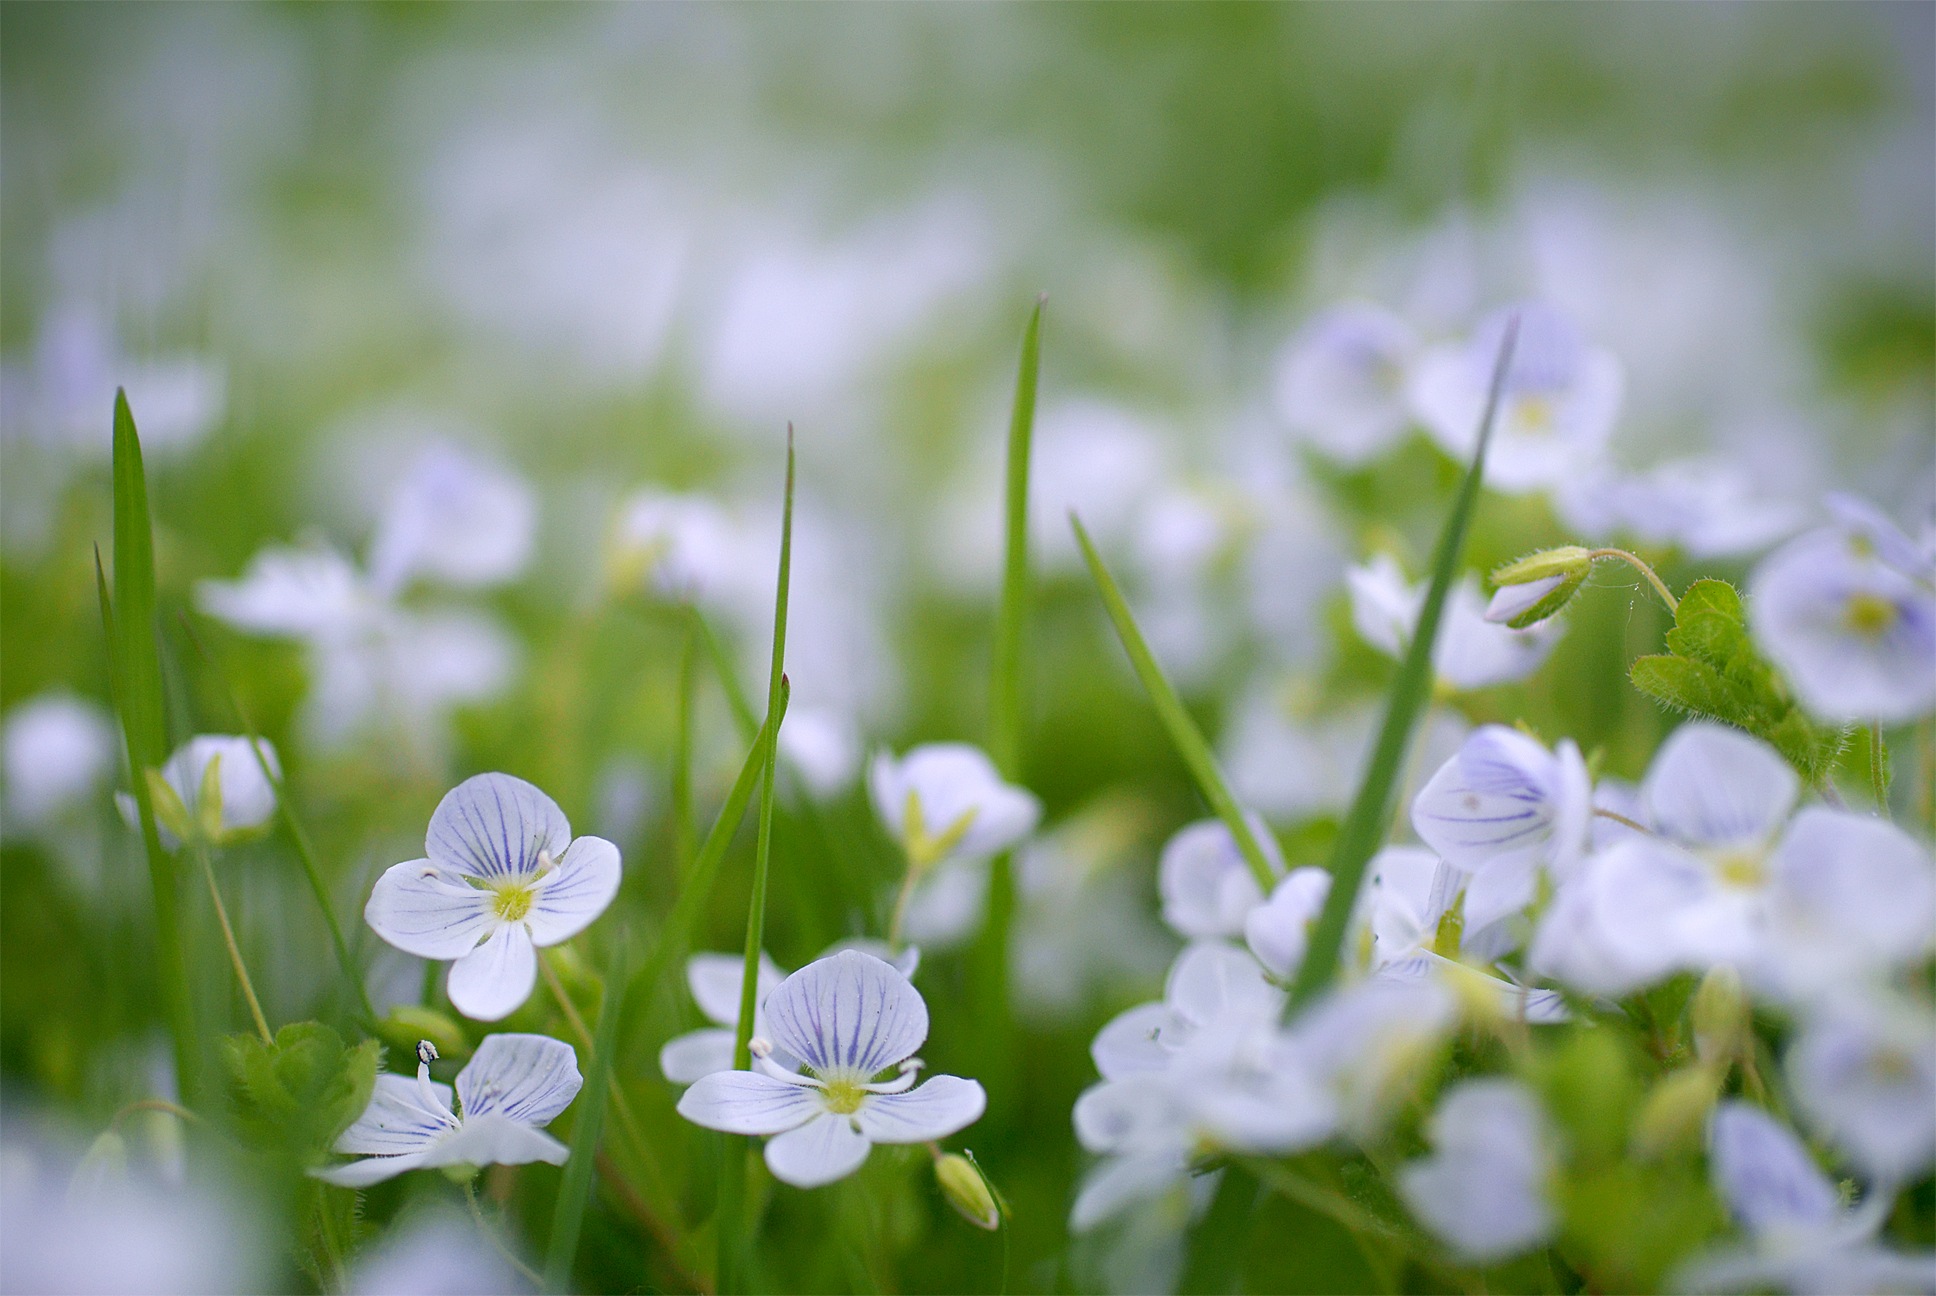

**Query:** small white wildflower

left=364, top=773, right=620, bottom=1021
left=2, top=693, right=117, bottom=830
left=1399, top=1079, right=1556, bottom=1263
left=313, top=1034, right=582, bottom=1187
left=1271, top=302, right=1419, bottom=465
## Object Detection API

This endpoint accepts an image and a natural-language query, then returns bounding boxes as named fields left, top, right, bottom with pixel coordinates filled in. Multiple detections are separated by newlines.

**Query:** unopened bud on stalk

left=1486, top=547, right=1593, bottom=629
left=935, top=1151, right=1002, bottom=1230
left=1692, top=965, right=1750, bottom=1069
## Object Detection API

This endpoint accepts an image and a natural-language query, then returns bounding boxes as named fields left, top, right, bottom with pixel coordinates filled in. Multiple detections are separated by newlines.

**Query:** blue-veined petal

left=1643, top=724, right=1797, bottom=850
left=522, top=836, right=620, bottom=946
left=446, top=924, right=538, bottom=1022
left=855, top=1075, right=986, bottom=1144
left=333, top=1074, right=454, bottom=1156
left=456, top=1033, right=581, bottom=1127
left=677, top=1071, right=822, bottom=1135
left=426, top=772, right=570, bottom=880
left=419, top=1113, right=568, bottom=1170
left=762, top=950, right=927, bottom=1081
left=762, top=1111, right=872, bottom=1188
left=365, top=860, right=496, bottom=960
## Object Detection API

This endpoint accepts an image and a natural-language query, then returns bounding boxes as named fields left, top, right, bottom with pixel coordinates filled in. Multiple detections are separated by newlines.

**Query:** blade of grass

left=103, top=391, right=196, bottom=1102
left=628, top=684, right=786, bottom=1016
left=178, top=615, right=377, bottom=1024
left=722, top=429, right=795, bottom=1295
left=545, top=936, right=630, bottom=1294
left=1072, top=518, right=1277, bottom=894
left=970, top=298, right=1045, bottom=1117
left=1285, top=316, right=1518, bottom=1011
left=988, top=295, right=1043, bottom=780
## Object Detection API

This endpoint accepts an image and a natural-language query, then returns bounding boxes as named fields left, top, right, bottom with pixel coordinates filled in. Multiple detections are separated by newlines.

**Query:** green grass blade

left=1285, top=317, right=1519, bottom=1010
left=673, top=619, right=700, bottom=870
left=721, top=429, right=795, bottom=1296
left=627, top=683, right=785, bottom=1017
left=104, top=393, right=197, bottom=1101
left=989, top=296, right=1043, bottom=780
left=1072, top=517, right=1277, bottom=894
left=178, top=615, right=377, bottom=1023
left=545, top=937, right=630, bottom=1294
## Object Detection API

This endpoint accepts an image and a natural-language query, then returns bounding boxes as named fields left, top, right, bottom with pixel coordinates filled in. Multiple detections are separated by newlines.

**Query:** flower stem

left=1593, top=807, right=1653, bottom=836
left=1586, top=548, right=1679, bottom=613
left=465, top=1179, right=545, bottom=1289
left=673, top=619, right=700, bottom=870
left=1868, top=723, right=1890, bottom=816
left=193, top=845, right=271, bottom=1045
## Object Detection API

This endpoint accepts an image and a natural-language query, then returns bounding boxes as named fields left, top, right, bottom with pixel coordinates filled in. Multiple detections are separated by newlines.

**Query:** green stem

left=1586, top=548, right=1679, bottom=613
left=178, top=615, right=376, bottom=1023
left=545, top=939, right=629, bottom=1294
left=722, top=431, right=795, bottom=1296
left=466, top=1180, right=545, bottom=1289
left=193, top=845, right=272, bottom=1045
left=1286, top=316, right=1516, bottom=1013
left=1868, top=723, right=1890, bottom=816
left=989, top=296, right=1043, bottom=780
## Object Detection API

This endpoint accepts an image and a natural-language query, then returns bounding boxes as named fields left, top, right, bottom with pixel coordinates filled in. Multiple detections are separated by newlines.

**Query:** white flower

left=1555, top=458, right=1802, bottom=560
left=607, top=489, right=747, bottom=600
left=366, top=443, right=536, bottom=596
left=1271, top=302, right=1419, bottom=465
left=1399, top=1079, right=1556, bottom=1263
left=1157, top=817, right=1283, bottom=941
left=1748, top=498, right=1936, bottom=724
left=1243, top=868, right=1332, bottom=979
left=347, top=1207, right=522, bottom=1296
left=1758, top=810, right=1936, bottom=999
left=1407, top=303, right=1623, bottom=495
left=1674, top=1101, right=1936, bottom=1295
left=675, top=951, right=986, bottom=1189
left=365, top=773, right=620, bottom=1021
left=1291, top=976, right=1456, bottom=1138
left=1346, top=555, right=1559, bottom=691
left=314, top=1034, right=583, bottom=1187
left=2, top=692, right=116, bottom=830
left=1531, top=723, right=1796, bottom=993
left=1413, top=725, right=1591, bottom=876
left=1785, top=995, right=1936, bottom=1186
left=869, top=743, right=1040, bottom=867
left=117, top=735, right=280, bottom=851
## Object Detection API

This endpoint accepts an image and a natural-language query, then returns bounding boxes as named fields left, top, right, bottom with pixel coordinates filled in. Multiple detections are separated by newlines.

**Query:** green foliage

left=221, top=1021, right=380, bottom=1166
left=1629, top=578, right=1847, bottom=783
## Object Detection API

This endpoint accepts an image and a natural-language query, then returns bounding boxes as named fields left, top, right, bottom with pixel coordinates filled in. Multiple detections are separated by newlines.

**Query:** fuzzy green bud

left=1632, top=1065, right=1721, bottom=1159
left=935, top=1152, right=1002, bottom=1230
left=377, top=1006, right=470, bottom=1062
left=1691, top=965, right=1750, bottom=1069
left=1491, top=546, right=1593, bottom=587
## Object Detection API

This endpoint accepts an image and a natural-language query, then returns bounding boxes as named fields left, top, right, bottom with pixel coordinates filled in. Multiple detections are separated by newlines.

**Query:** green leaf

left=1073, top=517, right=1278, bottom=895
left=989, top=296, right=1043, bottom=781
left=102, top=393, right=196, bottom=1102
left=545, top=939, right=629, bottom=1293
left=1629, top=578, right=1847, bottom=784
left=1285, top=318, right=1518, bottom=1010
left=222, top=1021, right=379, bottom=1163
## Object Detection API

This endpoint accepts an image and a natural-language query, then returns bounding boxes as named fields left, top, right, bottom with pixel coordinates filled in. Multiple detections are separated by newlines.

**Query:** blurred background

left=2, top=4, right=1932, bottom=1292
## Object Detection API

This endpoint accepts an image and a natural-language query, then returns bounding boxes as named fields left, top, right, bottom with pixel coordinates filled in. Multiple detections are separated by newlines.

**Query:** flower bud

left=1490, top=546, right=1593, bottom=587
left=1692, top=965, right=1750, bottom=1069
left=376, top=1006, right=470, bottom=1062
left=1632, top=1065, right=1721, bottom=1159
left=1484, top=571, right=1587, bottom=629
left=935, top=1152, right=1002, bottom=1230
left=67, top=1129, right=129, bottom=1206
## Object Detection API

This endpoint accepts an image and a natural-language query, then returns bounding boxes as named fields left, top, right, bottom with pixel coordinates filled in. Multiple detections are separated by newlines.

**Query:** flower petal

left=420, top=1113, right=569, bottom=1169
left=659, top=1028, right=737, bottom=1085
left=334, top=1074, right=455, bottom=1156
left=522, top=836, right=621, bottom=946
left=762, top=949, right=927, bottom=1080
left=312, top=1152, right=429, bottom=1188
left=762, top=1112, right=872, bottom=1188
left=855, top=1076, right=986, bottom=1144
left=1164, top=940, right=1281, bottom=1028
left=1091, top=1002, right=1178, bottom=1081
left=686, top=951, right=787, bottom=1027
left=1070, top=1151, right=1192, bottom=1233
left=1158, top=819, right=1275, bottom=940
left=677, top=1071, right=823, bottom=1135
left=446, top=925, right=538, bottom=1021
left=456, top=1033, right=582, bottom=1127
left=1708, top=1101, right=1839, bottom=1237
left=365, top=860, right=497, bottom=960
left=426, top=772, right=571, bottom=880
left=1411, top=726, right=1558, bottom=871
left=1643, top=724, right=1797, bottom=849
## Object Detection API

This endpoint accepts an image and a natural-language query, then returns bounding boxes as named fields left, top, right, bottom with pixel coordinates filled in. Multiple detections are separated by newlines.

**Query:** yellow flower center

left=822, top=1079, right=868, bottom=1115
left=1514, top=394, right=1556, bottom=436
left=492, top=880, right=536, bottom=923
left=1871, top=1046, right=1913, bottom=1083
left=1714, top=850, right=1765, bottom=889
left=1844, top=592, right=1898, bottom=638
